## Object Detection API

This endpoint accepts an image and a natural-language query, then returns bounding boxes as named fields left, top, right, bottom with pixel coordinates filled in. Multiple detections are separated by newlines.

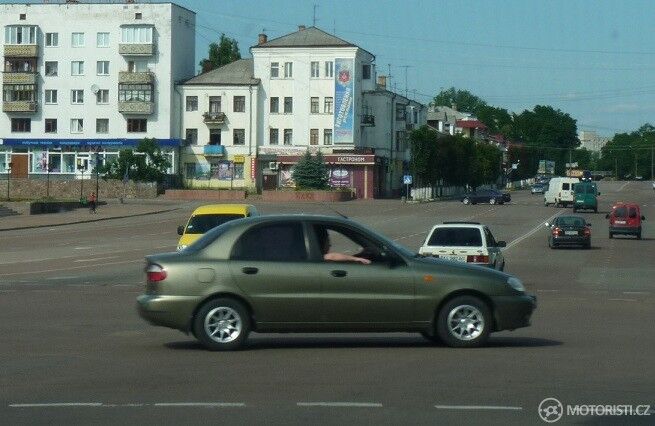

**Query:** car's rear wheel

left=637, top=231, right=642, bottom=240
left=193, top=298, right=250, bottom=351
left=463, top=197, right=470, bottom=205
left=437, top=296, right=491, bottom=348
left=490, top=198, right=496, bottom=205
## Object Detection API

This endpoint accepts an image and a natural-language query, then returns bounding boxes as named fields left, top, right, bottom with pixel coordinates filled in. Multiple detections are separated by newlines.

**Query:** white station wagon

left=418, top=222, right=506, bottom=271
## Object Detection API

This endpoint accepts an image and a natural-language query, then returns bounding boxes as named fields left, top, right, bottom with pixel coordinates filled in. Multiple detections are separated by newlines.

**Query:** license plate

left=443, top=255, right=466, bottom=262
left=565, top=231, right=579, bottom=236
left=615, top=220, right=626, bottom=225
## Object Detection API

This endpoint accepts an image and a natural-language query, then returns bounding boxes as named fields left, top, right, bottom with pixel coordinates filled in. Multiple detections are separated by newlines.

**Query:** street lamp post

left=46, top=163, right=52, bottom=198
left=95, top=152, right=100, bottom=204
left=6, top=162, right=12, bottom=201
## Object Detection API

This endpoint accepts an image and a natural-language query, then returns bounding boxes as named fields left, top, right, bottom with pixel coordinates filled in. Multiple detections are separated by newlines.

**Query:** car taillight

left=583, top=227, right=591, bottom=236
left=552, top=227, right=561, bottom=236
left=466, top=255, right=489, bottom=263
left=146, top=263, right=167, bottom=282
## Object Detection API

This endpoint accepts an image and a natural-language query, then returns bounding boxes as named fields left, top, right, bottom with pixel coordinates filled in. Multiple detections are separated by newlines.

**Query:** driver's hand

left=358, top=258, right=372, bottom=265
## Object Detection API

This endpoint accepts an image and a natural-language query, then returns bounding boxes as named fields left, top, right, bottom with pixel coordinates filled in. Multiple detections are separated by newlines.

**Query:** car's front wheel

left=489, top=198, right=496, bottom=205
left=462, top=197, right=470, bottom=205
left=193, top=298, right=251, bottom=351
left=437, top=296, right=491, bottom=348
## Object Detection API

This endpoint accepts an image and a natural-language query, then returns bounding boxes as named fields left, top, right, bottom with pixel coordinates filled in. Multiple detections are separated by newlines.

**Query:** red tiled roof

left=456, top=119, right=487, bottom=129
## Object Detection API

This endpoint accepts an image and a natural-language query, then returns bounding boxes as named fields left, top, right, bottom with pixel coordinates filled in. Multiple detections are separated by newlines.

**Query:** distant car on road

left=176, top=204, right=258, bottom=251
left=461, top=189, right=508, bottom=205
left=138, top=215, right=535, bottom=350
left=531, top=183, right=547, bottom=194
left=606, top=202, right=645, bottom=239
left=418, top=221, right=506, bottom=270
left=545, top=215, right=592, bottom=249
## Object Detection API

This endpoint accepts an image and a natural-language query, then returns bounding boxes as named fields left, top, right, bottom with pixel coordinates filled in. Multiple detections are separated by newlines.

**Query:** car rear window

left=427, top=228, right=482, bottom=247
left=185, top=214, right=245, bottom=234
left=558, top=217, right=585, bottom=227
left=629, top=207, right=638, bottom=218
left=613, top=207, right=627, bottom=218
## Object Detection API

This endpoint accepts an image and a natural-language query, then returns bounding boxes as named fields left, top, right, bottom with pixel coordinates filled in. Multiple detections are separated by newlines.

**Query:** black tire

left=637, top=232, right=642, bottom=240
left=573, top=207, right=577, bottom=213
left=585, top=241, right=591, bottom=249
left=594, top=207, right=598, bottom=213
left=499, top=262, right=505, bottom=272
left=193, top=298, right=250, bottom=351
left=609, top=232, right=613, bottom=239
left=436, top=296, right=492, bottom=348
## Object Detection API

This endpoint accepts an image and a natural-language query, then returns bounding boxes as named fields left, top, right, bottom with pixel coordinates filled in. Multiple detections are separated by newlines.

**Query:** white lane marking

left=435, top=405, right=523, bottom=411
left=504, top=210, right=564, bottom=251
left=45, top=276, right=79, bottom=281
left=153, top=403, right=245, bottom=407
left=113, top=284, right=137, bottom=287
left=623, top=291, right=649, bottom=295
left=608, top=298, right=637, bottom=302
left=617, top=182, right=630, bottom=192
left=297, top=402, right=383, bottom=408
left=0, top=259, right=142, bottom=277
left=74, top=247, right=93, bottom=250
left=0, top=290, right=17, bottom=293
left=10, top=403, right=103, bottom=407
left=536, top=289, right=559, bottom=293
left=74, top=256, right=117, bottom=263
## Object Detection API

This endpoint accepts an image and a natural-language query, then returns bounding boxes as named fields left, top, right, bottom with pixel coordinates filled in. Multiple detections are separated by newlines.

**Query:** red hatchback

left=606, top=203, right=646, bottom=239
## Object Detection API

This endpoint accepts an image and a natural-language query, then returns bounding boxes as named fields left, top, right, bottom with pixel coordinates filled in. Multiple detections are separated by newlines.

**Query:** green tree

left=433, top=87, right=487, bottom=112
left=409, top=126, right=439, bottom=186
left=199, top=34, right=241, bottom=73
left=292, top=151, right=329, bottom=189
left=98, top=138, right=171, bottom=183
left=599, top=124, right=655, bottom=178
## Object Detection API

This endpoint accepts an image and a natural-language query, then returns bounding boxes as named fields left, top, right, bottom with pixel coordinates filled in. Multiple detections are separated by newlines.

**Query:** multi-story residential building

left=579, top=130, right=610, bottom=153
left=0, top=1, right=195, bottom=180
left=178, top=26, right=426, bottom=198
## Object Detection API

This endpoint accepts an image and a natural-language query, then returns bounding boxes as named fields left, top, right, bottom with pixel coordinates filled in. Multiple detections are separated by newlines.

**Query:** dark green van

left=573, top=182, right=600, bottom=213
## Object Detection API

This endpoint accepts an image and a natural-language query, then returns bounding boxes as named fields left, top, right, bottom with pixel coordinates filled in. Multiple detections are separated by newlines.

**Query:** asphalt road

left=1, top=181, right=654, bottom=425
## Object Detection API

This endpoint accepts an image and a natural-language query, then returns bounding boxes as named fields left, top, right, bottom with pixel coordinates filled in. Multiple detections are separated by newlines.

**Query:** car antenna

left=320, top=202, right=349, bottom=219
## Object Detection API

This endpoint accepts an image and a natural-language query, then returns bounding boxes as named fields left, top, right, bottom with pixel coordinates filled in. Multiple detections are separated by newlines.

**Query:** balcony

left=4, top=44, right=38, bottom=58
left=119, top=43, right=155, bottom=56
left=118, top=101, right=154, bottom=115
left=203, top=111, right=226, bottom=125
left=203, top=145, right=226, bottom=157
left=3, top=72, right=37, bottom=84
left=406, top=123, right=415, bottom=131
left=119, top=71, right=154, bottom=84
left=361, top=114, right=375, bottom=127
left=3, top=100, right=37, bottom=113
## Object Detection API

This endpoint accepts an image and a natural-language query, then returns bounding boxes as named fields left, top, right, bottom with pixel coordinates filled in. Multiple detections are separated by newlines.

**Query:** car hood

left=411, top=254, right=511, bottom=281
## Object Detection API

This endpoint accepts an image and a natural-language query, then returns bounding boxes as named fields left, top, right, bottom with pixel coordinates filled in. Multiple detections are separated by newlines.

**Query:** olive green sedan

left=137, top=215, right=536, bottom=350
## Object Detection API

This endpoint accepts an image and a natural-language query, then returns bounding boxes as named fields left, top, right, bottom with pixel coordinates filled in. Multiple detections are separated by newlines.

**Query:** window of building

left=45, top=32, right=58, bottom=47
left=127, top=60, right=149, bottom=72
left=311, top=61, right=320, bottom=78
left=284, top=62, right=293, bottom=78
left=45, top=89, right=57, bottom=104
left=71, top=32, right=85, bottom=47
left=233, top=129, right=245, bottom=145
left=70, top=119, right=83, bottom=133
left=209, top=96, right=221, bottom=113
left=71, top=61, right=84, bottom=76
left=270, top=97, right=279, bottom=113
left=96, top=61, right=109, bottom=75
left=310, top=129, right=318, bottom=145
left=5, top=58, right=35, bottom=73
left=325, top=61, right=334, bottom=78
left=118, top=84, right=152, bottom=102
left=45, top=61, right=58, bottom=76
left=4, top=26, right=36, bottom=45
left=270, top=62, right=279, bottom=78
left=233, top=96, right=245, bottom=112
left=96, top=89, right=109, bottom=104
left=96, top=32, right=109, bottom=47
left=310, top=97, right=319, bottom=114
left=284, top=97, right=293, bottom=114
left=324, top=97, right=333, bottom=113
left=185, top=163, right=196, bottom=178
left=96, top=119, right=109, bottom=134
left=120, top=26, right=152, bottom=43
left=71, top=89, right=84, bottom=104
left=19, top=14, right=26, bottom=21
left=3, top=84, right=35, bottom=101
left=11, top=118, right=30, bottom=132
left=233, top=162, right=244, bottom=179
left=284, top=129, right=293, bottom=145
left=186, top=96, right=198, bottom=111
left=185, top=128, right=198, bottom=146
left=269, top=128, right=279, bottom=145
left=324, top=129, right=333, bottom=145
left=44, top=118, right=57, bottom=134
left=127, top=118, right=147, bottom=133
left=396, top=104, right=406, bottom=120
left=135, top=12, right=142, bottom=20
left=362, top=64, right=371, bottom=80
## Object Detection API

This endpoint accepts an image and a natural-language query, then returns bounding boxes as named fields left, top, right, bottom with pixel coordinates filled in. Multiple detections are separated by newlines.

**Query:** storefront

left=0, top=138, right=179, bottom=178
left=181, top=150, right=257, bottom=191
left=276, top=154, right=379, bottom=199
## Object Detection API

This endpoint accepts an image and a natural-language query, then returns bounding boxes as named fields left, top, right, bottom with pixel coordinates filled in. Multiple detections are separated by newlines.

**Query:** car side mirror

left=598, top=192, right=601, bottom=195
left=605, top=214, right=610, bottom=219
left=177, top=225, right=184, bottom=235
left=496, top=241, right=507, bottom=248
left=642, top=215, right=646, bottom=220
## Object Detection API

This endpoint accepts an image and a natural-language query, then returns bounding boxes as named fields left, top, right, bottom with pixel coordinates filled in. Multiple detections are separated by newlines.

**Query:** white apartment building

left=579, top=130, right=610, bottom=153
left=0, top=1, right=195, bottom=179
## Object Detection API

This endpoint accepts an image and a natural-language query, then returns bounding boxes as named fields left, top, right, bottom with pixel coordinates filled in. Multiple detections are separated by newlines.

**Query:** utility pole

left=399, top=65, right=412, bottom=98
left=651, top=146, right=654, bottom=180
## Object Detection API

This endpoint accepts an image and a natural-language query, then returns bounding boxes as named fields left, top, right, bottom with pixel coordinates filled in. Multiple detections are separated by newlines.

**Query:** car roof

left=430, top=223, right=485, bottom=230
left=192, top=204, right=255, bottom=215
left=611, top=202, right=639, bottom=208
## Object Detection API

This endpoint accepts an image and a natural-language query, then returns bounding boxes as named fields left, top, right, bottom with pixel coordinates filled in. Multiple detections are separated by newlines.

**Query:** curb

left=0, top=207, right=181, bottom=232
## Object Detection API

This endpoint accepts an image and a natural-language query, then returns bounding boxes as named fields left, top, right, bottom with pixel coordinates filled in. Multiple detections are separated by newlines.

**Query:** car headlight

left=176, top=245, right=187, bottom=251
left=507, top=277, right=525, bottom=292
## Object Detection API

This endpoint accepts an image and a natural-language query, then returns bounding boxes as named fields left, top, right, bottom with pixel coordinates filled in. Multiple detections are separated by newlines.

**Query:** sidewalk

left=0, top=198, right=188, bottom=231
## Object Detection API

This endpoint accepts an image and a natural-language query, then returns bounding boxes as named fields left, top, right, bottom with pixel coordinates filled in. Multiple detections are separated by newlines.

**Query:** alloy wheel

left=447, top=304, right=485, bottom=341
left=204, top=306, right=242, bottom=343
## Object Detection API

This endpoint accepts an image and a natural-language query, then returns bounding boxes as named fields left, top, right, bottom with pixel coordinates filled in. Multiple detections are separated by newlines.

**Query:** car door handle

left=330, top=270, right=347, bottom=278
left=241, top=267, right=259, bottom=275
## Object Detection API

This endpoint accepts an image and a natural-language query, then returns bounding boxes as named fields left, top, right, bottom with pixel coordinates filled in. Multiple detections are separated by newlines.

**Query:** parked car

left=544, top=177, right=580, bottom=207
left=138, top=215, right=536, bottom=350
left=531, top=183, right=547, bottom=194
left=572, top=181, right=600, bottom=213
left=176, top=204, right=259, bottom=251
left=606, top=203, right=645, bottom=239
left=418, top=221, right=506, bottom=270
left=545, top=215, right=592, bottom=249
left=461, top=189, right=508, bottom=205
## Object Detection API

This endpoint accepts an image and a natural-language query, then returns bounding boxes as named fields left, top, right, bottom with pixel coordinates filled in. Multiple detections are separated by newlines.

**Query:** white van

left=544, top=177, right=579, bottom=207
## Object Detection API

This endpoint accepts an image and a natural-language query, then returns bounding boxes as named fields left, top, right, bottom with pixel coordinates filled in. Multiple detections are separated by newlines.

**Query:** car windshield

left=185, top=213, right=245, bottom=234
left=427, top=228, right=482, bottom=247
left=557, top=217, right=585, bottom=227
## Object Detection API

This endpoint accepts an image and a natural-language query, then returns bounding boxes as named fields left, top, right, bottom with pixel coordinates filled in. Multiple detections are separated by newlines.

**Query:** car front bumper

left=491, top=294, right=536, bottom=331
left=137, top=294, right=200, bottom=332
